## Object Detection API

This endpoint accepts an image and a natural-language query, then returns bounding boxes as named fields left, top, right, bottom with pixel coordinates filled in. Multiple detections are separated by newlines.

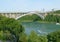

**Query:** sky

left=0, top=0, right=60, bottom=12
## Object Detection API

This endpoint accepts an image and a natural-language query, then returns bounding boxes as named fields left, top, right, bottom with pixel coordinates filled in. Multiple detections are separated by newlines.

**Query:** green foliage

left=53, top=10, right=60, bottom=14
left=47, top=30, right=60, bottom=42
left=0, top=30, right=14, bottom=42
left=19, top=33, right=28, bottom=42
left=0, top=14, right=60, bottom=42
left=28, top=31, right=48, bottom=42
left=0, top=15, right=24, bottom=42
left=44, top=14, right=60, bottom=23
left=17, top=30, right=48, bottom=42
left=48, top=10, right=60, bottom=14
left=18, top=14, right=42, bottom=22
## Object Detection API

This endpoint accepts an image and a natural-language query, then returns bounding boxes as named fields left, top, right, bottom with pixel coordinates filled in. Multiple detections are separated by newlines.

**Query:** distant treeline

left=44, top=14, right=60, bottom=23
left=18, top=14, right=60, bottom=23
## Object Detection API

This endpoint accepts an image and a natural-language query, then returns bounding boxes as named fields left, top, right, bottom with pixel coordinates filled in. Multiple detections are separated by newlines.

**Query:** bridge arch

left=15, top=13, right=45, bottom=20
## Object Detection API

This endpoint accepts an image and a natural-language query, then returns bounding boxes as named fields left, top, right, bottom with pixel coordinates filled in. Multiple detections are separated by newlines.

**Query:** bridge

left=0, top=12, right=47, bottom=20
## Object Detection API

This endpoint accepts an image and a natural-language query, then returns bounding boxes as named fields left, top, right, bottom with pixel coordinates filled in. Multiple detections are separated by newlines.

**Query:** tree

left=28, top=31, right=47, bottom=42
left=0, top=15, right=24, bottom=42
left=19, top=33, right=28, bottom=42
left=47, top=30, right=60, bottom=42
left=44, top=14, right=60, bottom=23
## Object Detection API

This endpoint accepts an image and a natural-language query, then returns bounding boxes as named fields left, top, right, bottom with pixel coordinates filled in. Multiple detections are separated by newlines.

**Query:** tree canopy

left=0, top=15, right=24, bottom=42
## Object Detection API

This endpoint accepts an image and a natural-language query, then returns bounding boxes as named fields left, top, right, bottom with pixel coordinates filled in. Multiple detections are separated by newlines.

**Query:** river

left=21, top=22, right=60, bottom=35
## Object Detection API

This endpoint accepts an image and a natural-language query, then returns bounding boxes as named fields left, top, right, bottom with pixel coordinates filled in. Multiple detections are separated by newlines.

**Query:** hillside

left=18, top=14, right=42, bottom=22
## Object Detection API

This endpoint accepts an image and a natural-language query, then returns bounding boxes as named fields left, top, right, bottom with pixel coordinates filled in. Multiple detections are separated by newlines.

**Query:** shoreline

left=18, top=20, right=56, bottom=24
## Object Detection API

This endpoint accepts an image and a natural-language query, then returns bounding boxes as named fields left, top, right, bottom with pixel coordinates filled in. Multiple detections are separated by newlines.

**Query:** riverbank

left=37, top=21, right=56, bottom=23
left=18, top=20, right=56, bottom=24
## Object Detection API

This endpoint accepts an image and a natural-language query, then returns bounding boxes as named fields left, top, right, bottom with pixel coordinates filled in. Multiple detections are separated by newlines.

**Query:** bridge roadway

left=0, top=12, right=47, bottom=20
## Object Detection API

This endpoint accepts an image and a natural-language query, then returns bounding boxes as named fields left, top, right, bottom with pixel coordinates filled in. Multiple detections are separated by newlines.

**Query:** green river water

left=22, top=22, right=60, bottom=35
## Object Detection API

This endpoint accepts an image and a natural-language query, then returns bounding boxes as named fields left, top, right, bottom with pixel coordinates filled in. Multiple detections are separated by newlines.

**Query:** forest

left=44, top=14, right=60, bottom=23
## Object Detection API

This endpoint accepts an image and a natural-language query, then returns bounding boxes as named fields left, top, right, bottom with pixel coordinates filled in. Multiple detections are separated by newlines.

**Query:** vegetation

left=47, top=10, right=60, bottom=14
left=0, top=10, right=60, bottom=42
left=19, top=31, right=48, bottom=42
left=53, top=10, right=60, bottom=14
left=44, top=14, right=60, bottom=23
left=0, top=15, right=48, bottom=42
left=0, top=15, right=24, bottom=42
left=18, top=14, right=42, bottom=22
left=28, top=31, right=47, bottom=42
left=18, top=12, right=60, bottom=23
left=47, top=30, right=60, bottom=42
left=0, top=15, right=47, bottom=42
left=19, top=30, right=60, bottom=42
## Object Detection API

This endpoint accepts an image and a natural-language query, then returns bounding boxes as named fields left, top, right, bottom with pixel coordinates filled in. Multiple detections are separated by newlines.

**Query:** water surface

left=22, top=22, right=60, bottom=35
